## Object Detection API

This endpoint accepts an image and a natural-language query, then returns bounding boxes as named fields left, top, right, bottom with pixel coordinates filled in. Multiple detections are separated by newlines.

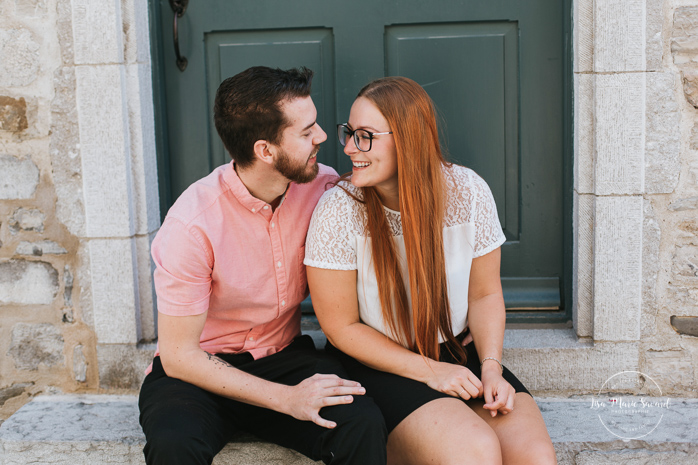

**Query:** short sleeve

left=470, top=174, right=507, bottom=257
left=151, top=217, right=213, bottom=316
left=304, top=187, right=360, bottom=270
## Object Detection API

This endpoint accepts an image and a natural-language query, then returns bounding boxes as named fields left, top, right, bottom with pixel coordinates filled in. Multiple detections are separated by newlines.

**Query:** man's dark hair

left=214, top=66, right=314, bottom=168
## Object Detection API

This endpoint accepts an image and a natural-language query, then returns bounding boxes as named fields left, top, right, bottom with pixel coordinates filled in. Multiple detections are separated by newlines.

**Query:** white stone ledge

left=504, top=328, right=592, bottom=349
left=2, top=395, right=695, bottom=465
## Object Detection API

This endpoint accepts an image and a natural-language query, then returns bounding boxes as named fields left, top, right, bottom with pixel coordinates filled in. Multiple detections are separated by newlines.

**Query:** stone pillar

left=69, top=0, right=160, bottom=388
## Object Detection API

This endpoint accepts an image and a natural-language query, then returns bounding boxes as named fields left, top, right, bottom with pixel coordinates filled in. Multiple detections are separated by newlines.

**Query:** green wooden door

left=152, top=0, right=569, bottom=319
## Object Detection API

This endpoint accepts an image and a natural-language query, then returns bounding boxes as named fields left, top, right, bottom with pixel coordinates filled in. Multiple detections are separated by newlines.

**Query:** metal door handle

left=169, top=0, right=188, bottom=71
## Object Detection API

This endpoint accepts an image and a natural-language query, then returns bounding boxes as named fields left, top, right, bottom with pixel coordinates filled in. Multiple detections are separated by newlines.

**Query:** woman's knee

left=389, top=399, right=502, bottom=465
left=510, top=437, right=557, bottom=465
left=454, top=425, right=501, bottom=464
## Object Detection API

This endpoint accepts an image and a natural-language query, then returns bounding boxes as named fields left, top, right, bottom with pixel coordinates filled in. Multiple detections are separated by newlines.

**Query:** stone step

left=1, top=394, right=697, bottom=464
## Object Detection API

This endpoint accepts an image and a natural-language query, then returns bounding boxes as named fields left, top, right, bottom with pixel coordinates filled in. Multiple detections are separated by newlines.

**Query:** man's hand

left=280, top=374, right=366, bottom=428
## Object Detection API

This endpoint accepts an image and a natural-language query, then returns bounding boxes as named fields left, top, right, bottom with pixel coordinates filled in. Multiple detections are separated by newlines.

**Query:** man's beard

left=274, top=147, right=319, bottom=184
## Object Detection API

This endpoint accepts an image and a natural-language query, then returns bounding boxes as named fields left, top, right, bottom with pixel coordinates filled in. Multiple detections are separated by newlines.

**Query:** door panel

left=205, top=29, right=337, bottom=170
left=385, top=22, right=519, bottom=240
left=155, top=0, right=568, bottom=315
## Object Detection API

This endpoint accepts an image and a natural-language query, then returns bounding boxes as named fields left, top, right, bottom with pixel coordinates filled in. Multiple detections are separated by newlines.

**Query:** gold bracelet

left=480, top=357, right=503, bottom=373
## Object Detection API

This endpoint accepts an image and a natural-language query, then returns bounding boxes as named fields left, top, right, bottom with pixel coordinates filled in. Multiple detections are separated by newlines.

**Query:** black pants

left=138, top=335, right=387, bottom=465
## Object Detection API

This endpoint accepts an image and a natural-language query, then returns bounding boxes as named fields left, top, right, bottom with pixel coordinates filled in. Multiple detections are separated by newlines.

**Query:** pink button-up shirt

left=151, top=161, right=337, bottom=362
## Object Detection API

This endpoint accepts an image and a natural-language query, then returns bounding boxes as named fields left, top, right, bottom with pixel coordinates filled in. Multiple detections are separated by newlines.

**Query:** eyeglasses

left=337, top=124, right=393, bottom=152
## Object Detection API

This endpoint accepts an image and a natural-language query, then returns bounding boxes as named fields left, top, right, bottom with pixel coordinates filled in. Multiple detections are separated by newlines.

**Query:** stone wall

left=0, top=0, right=158, bottom=423
left=1, top=0, right=92, bottom=421
left=639, top=2, right=698, bottom=395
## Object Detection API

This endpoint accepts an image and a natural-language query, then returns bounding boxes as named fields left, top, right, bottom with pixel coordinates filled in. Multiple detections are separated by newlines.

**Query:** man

left=138, top=66, right=387, bottom=465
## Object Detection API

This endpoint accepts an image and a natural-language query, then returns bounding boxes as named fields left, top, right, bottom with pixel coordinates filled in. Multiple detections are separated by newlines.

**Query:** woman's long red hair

left=356, top=77, right=466, bottom=363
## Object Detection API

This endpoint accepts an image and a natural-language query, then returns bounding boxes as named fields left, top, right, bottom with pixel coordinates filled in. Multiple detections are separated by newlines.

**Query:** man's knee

left=143, top=425, right=218, bottom=465
left=325, top=395, right=388, bottom=458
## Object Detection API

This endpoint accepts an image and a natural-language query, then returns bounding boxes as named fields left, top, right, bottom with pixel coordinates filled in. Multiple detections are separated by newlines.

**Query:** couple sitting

left=138, top=66, right=556, bottom=465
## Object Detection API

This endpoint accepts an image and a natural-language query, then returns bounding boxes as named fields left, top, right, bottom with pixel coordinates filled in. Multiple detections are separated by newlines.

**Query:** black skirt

left=325, top=339, right=531, bottom=433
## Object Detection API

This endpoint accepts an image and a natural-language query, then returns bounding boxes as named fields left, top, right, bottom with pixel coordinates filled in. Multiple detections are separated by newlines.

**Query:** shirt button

left=251, top=208, right=256, bottom=213
left=248, top=336, right=254, bottom=341
left=281, top=300, right=286, bottom=307
left=277, top=261, right=282, bottom=268
left=271, top=222, right=275, bottom=228
left=263, top=205, right=269, bottom=210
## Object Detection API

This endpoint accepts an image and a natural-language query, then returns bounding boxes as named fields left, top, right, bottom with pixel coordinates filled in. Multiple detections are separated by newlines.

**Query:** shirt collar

left=223, top=160, right=291, bottom=213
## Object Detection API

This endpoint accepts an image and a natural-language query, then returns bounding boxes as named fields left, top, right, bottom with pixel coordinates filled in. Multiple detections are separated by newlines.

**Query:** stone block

left=683, top=71, right=698, bottom=109
left=671, top=316, right=698, bottom=337
left=71, top=0, right=123, bottom=64
left=0, top=27, right=40, bottom=87
left=88, top=239, right=140, bottom=344
left=73, top=344, right=87, bottom=383
left=75, top=65, right=135, bottom=238
left=574, top=74, right=594, bottom=194
left=672, top=7, right=698, bottom=66
left=16, top=241, right=68, bottom=256
left=15, top=0, right=48, bottom=17
left=645, top=73, right=680, bottom=194
left=574, top=0, right=593, bottom=72
left=691, top=124, right=698, bottom=150
left=122, top=0, right=152, bottom=64
left=63, top=265, right=74, bottom=308
left=51, top=67, right=84, bottom=237
left=646, top=0, right=663, bottom=71
left=0, top=383, right=33, bottom=407
left=669, top=197, right=698, bottom=212
left=642, top=199, right=660, bottom=339
left=97, top=343, right=154, bottom=390
left=8, top=323, right=65, bottom=370
left=668, top=286, right=698, bottom=313
left=504, top=338, right=639, bottom=392
left=573, top=193, right=593, bottom=337
left=677, top=219, right=698, bottom=245
left=126, top=62, right=160, bottom=236
left=594, top=74, right=645, bottom=195
left=136, top=234, right=156, bottom=342
left=0, top=260, right=58, bottom=305
left=0, top=96, right=28, bottom=132
left=644, top=350, right=695, bottom=392
left=593, top=196, right=643, bottom=342
left=0, top=155, right=39, bottom=200
left=594, top=0, right=645, bottom=72
left=56, top=0, right=74, bottom=64
left=0, top=395, right=144, bottom=464
left=672, top=245, right=698, bottom=286
left=576, top=450, right=698, bottom=465
left=8, top=208, right=45, bottom=233
left=0, top=394, right=321, bottom=464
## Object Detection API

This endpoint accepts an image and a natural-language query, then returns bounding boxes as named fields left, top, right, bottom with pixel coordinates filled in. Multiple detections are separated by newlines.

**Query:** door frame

left=147, top=0, right=574, bottom=324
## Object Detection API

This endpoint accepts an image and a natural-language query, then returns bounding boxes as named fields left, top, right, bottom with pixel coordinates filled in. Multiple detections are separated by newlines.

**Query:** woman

left=305, top=77, right=556, bottom=464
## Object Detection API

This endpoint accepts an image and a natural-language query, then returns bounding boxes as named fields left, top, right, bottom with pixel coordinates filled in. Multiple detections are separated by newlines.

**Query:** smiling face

left=345, top=97, right=399, bottom=203
left=272, top=96, right=327, bottom=183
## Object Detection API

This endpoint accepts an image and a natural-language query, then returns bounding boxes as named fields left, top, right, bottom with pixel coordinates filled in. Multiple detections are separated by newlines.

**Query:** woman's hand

left=426, top=360, right=483, bottom=400
left=480, top=363, right=515, bottom=417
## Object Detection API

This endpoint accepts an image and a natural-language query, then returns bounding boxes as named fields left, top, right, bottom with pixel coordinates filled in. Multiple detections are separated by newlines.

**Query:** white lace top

left=304, top=164, right=506, bottom=345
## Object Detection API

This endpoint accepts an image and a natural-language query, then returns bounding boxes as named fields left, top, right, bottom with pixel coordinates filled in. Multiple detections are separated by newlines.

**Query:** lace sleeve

left=470, top=172, right=506, bottom=257
left=304, top=186, right=361, bottom=270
